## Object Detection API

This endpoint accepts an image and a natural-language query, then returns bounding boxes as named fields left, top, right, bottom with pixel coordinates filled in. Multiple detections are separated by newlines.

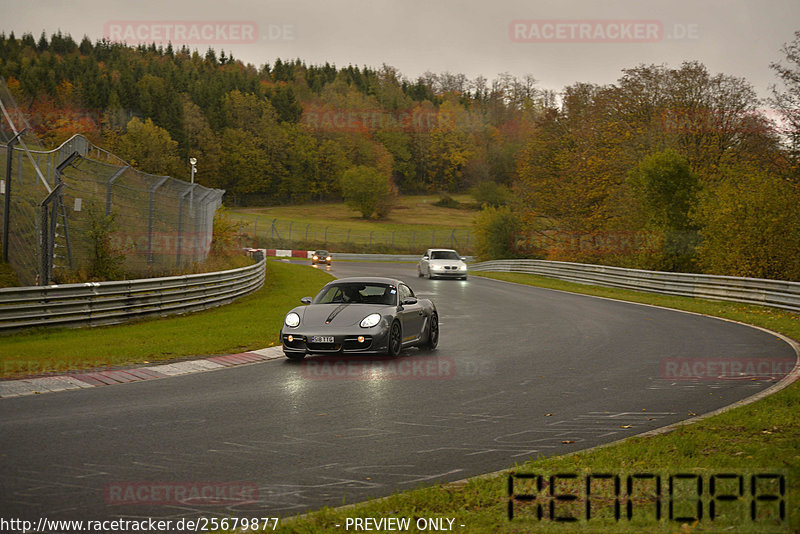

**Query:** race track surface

left=1, top=261, right=795, bottom=523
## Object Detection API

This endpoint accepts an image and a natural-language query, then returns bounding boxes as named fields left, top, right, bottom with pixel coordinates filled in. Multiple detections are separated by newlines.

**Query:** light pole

left=189, top=157, right=197, bottom=184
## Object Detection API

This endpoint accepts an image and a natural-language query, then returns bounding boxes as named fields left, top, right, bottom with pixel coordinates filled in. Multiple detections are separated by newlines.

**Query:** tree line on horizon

left=1, top=30, right=798, bottom=280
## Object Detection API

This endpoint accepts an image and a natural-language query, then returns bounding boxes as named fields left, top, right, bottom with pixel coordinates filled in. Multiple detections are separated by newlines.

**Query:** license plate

left=311, top=336, right=334, bottom=343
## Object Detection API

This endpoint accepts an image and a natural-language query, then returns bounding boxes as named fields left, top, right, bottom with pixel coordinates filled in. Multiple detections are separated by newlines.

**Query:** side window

left=398, top=284, right=412, bottom=301
left=319, top=287, right=343, bottom=303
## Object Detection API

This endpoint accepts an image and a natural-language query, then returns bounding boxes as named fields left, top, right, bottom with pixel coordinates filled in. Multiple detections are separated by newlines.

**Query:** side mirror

left=300, top=297, right=312, bottom=304
left=422, top=255, right=429, bottom=260
left=461, top=257, right=467, bottom=261
left=401, top=297, right=418, bottom=305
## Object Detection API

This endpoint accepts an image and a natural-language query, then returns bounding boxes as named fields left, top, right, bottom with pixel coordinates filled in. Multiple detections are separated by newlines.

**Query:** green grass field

left=229, top=194, right=477, bottom=253
left=0, top=261, right=333, bottom=378
left=265, top=271, right=800, bottom=533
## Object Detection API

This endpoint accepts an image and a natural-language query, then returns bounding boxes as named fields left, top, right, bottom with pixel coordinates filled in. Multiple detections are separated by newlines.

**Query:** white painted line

left=144, top=364, right=189, bottom=376
left=250, top=346, right=284, bottom=359
left=0, top=381, right=39, bottom=397
left=191, top=360, right=225, bottom=370
left=26, top=377, right=77, bottom=392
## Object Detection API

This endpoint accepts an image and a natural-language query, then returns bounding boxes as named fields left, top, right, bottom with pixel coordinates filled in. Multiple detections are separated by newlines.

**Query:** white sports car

left=417, top=248, right=468, bottom=280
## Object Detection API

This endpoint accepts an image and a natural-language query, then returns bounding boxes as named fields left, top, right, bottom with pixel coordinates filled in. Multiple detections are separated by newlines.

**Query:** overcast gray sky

left=2, top=0, right=798, bottom=99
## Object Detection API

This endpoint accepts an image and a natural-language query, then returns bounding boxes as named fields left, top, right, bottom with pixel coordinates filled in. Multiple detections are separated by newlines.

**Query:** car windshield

left=314, top=250, right=329, bottom=256
left=313, top=283, right=397, bottom=305
left=430, top=251, right=460, bottom=260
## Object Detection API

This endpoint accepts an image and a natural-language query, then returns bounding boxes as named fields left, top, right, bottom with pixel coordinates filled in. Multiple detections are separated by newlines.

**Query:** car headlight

left=326, top=256, right=331, bottom=261
left=459, top=264, right=467, bottom=271
left=431, top=265, right=442, bottom=270
left=360, top=313, right=381, bottom=328
left=312, top=255, right=318, bottom=260
left=284, top=312, right=301, bottom=327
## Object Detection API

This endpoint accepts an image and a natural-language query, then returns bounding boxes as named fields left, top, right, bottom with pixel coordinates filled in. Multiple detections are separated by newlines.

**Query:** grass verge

left=229, top=194, right=477, bottom=253
left=261, top=271, right=799, bottom=533
left=0, top=260, right=333, bottom=378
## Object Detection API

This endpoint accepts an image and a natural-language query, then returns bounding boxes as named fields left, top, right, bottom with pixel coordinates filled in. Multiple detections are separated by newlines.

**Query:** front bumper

left=281, top=325, right=390, bottom=355
left=429, top=269, right=467, bottom=278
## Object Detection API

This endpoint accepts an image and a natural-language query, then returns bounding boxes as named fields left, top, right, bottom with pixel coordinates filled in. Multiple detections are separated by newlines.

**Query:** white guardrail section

left=0, top=259, right=266, bottom=331
left=469, top=259, right=800, bottom=313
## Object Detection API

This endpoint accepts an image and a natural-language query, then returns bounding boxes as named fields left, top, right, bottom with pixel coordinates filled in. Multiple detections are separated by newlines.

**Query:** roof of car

left=325, top=276, right=403, bottom=286
left=428, top=248, right=458, bottom=252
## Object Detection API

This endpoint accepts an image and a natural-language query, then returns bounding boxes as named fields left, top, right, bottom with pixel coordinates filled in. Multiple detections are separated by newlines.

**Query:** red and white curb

left=0, top=346, right=285, bottom=399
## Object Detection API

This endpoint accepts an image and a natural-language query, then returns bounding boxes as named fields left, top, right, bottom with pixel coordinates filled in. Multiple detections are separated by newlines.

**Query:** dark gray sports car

left=281, top=277, right=439, bottom=359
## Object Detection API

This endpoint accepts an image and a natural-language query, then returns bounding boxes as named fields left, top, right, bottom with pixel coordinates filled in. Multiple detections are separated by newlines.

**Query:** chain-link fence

left=1, top=77, right=224, bottom=286
left=247, top=218, right=472, bottom=254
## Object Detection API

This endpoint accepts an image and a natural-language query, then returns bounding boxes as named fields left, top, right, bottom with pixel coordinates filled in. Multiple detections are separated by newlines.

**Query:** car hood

left=297, top=304, right=393, bottom=327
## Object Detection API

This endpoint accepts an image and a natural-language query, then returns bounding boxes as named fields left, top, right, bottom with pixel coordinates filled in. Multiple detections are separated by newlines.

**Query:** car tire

left=387, top=320, right=402, bottom=357
left=284, top=352, right=305, bottom=361
left=417, top=268, right=423, bottom=277
left=424, top=313, right=439, bottom=350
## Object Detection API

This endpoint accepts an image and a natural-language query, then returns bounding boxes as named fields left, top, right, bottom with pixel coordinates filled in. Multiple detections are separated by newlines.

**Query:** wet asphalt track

left=0, top=260, right=796, bottom=524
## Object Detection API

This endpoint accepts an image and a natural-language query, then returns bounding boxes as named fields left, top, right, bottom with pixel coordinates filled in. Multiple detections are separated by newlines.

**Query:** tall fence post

left=176, top=185, right=194, bottom=267
left=105, top=165, right=128, bottom=216
left=38, top=151, right=79, bottom=285
left=39, top=182, right=64, bottom=285
left=3, top=130, right=25, bottom=263
left=147, top=177, right=169, bottom=265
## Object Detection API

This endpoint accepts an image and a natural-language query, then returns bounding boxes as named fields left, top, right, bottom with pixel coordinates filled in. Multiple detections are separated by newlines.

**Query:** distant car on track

left=417, top=248, right=468, bottom=280
left=281, top=277, right=438, bottom=360
left=311, top=250, right=332, bottom=265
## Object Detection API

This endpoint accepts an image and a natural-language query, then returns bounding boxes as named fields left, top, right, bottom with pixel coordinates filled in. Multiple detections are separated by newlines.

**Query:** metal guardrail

left=331, top=253, right=475, bottom=262
left=470, top=259, right=800, bottom=313
left=0, top=259, right=266, bottom=330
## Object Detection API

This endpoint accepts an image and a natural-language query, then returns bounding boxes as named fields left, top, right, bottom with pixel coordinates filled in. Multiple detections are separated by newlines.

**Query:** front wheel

left=387, top=321, right=402, bottom=357
left=424, top=313, right=439, bottom=350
